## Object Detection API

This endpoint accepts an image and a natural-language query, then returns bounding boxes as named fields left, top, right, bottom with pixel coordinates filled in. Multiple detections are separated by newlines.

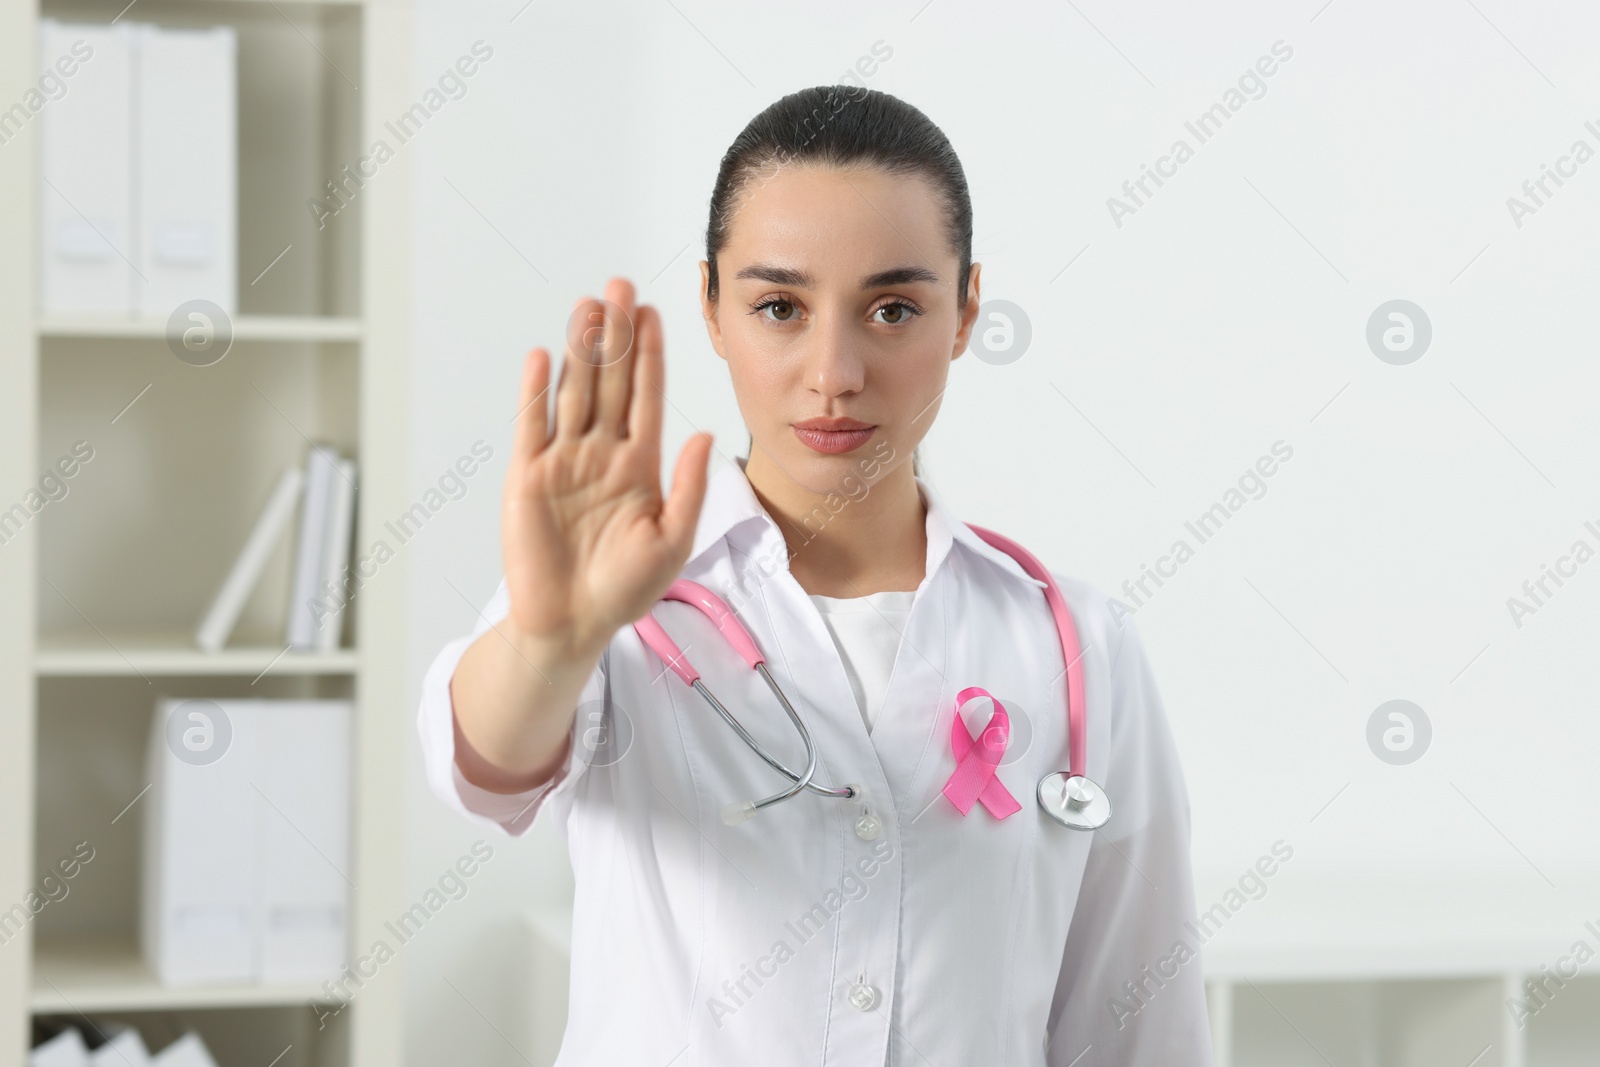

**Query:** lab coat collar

left=688, top=454, right=1048, bottom=592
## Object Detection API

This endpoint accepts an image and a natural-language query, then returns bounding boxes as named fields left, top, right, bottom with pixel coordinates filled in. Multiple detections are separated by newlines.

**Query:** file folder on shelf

left=133, top=24, right=237, bottom=317
left=141, top=697, right=259, bottom=984
left=142, top=698, right=351, bottom=985
left=37, top=22, right=137, bottom=317
left=256, top=699, right=351, bottom=982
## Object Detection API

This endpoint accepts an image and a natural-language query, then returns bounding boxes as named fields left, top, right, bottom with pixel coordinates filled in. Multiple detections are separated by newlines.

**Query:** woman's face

left=700, top=164, right=981, bottom=495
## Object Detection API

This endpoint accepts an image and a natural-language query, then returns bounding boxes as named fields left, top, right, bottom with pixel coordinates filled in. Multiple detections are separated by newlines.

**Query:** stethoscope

left=631, top=523, right=1111, bottom=832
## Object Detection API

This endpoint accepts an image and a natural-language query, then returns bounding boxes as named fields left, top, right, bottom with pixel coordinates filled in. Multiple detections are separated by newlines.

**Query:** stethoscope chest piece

left=1037, top=772, right=1111, bottom=831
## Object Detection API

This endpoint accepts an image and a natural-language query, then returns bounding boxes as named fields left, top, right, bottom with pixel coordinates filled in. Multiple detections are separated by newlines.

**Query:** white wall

left=401, top=1, right=1600, bottom=1062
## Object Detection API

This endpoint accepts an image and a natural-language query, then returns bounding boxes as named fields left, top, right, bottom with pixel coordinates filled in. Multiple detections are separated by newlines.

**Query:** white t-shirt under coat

left=808, top=589, right=916, bottom=734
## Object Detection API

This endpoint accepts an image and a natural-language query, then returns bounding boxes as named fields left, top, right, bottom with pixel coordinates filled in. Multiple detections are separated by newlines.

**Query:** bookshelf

left=0, top=0, right=411, bottom=1064
left=35, top=631, right=360, bottom=677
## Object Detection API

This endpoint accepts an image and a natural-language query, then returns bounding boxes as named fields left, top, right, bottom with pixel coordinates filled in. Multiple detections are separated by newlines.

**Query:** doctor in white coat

left=418, top=85, right=1213, bottom=1066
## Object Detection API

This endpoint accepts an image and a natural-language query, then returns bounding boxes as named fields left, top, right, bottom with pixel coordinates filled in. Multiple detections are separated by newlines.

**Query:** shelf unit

left=1205, top=972, right=1600, bottom=1067
left=0, top=1, right=412, bottom=1064
left=1200, top=876, right=1600, bottom=1067
left=35, top=630, right=360, bottom=677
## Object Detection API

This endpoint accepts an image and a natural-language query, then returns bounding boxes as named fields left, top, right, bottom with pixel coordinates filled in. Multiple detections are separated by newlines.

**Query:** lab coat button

left=848, top=980, right=879, bottom=1011
left=854, top=811, right=882, bottom=840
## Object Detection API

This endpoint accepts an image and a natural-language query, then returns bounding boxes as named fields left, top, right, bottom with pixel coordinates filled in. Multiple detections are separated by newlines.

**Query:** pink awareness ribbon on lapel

left=941, top=686, right=1021, bottom=819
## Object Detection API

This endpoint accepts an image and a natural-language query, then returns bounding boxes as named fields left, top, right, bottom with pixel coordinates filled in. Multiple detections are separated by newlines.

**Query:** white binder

left=256, top=700, right=351, bottom=982
left=133, top=24, right=237, bottom=316
left=141, top=697, right=259, bottom=984
left=142, top=698, right=350, bottom=985
left=37, top=22, right=137, bottom=317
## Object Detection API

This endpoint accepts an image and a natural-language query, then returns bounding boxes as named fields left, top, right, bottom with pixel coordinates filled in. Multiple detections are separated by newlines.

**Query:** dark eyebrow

left=860, top=265, right=940, bottom=289
left=732, top=264, right=940, bottom=290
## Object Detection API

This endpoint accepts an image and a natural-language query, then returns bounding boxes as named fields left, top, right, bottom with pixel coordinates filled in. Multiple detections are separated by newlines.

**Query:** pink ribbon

left=942, top=686, right=1021, bottom=819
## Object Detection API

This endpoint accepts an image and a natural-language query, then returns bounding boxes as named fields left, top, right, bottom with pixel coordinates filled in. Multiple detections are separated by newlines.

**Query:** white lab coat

left=417, top=456, right=1213, bottom=1066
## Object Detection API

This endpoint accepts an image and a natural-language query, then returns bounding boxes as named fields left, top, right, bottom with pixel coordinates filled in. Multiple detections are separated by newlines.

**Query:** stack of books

left=194, top=443, right=358, bottom=653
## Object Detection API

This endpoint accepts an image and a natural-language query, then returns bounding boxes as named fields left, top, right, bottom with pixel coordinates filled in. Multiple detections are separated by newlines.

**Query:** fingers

left=555, top=294, right=602, bottom=439
left=510, top=347, right=551, bottom=465
left=629, top=302, right=664, bottom=448
left=591, top=277, right=637, bottom=437
left=661, top=431, right=715, bottom=557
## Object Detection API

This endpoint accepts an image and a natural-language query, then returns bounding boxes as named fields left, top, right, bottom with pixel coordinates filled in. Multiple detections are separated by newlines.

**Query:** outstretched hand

left=500, top=277, right=715, bottom=651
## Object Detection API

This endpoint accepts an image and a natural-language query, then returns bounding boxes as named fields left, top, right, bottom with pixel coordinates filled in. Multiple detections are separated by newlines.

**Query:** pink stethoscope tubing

left=630, top=522, right=1102, bottom=828
left=962, top=523, right=1087, bottom=782
left=632, top=581, right=855, bottom=825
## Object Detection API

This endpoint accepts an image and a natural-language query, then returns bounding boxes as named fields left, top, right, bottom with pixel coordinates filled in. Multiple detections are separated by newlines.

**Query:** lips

left=792, top=418, right=876, bottom=455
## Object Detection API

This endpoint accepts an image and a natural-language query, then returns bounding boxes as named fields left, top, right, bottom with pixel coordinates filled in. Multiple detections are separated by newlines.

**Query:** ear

left=950, top=262, right=982, bottom=362
left=700, top=260, right=728, bottom=362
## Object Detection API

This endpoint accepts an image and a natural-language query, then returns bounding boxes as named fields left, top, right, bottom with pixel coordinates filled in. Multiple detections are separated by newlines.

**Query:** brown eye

left=751, top=297, right=799, bottom=322
left=873, top=301, right=921, bottom=326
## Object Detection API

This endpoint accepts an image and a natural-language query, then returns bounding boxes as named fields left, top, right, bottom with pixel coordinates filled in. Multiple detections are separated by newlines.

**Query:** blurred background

left=1, top=0, right=1597, bottom=1065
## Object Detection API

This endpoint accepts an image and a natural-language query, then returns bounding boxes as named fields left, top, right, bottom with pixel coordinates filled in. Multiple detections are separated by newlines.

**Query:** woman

left=417, top=86, right=1212, bottom=1065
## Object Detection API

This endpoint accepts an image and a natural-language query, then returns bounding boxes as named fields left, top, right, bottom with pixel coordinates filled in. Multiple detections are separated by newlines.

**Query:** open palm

left=501, top=277, right=714, bottom=651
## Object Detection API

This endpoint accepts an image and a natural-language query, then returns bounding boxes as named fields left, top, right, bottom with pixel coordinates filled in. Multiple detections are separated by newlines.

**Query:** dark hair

left=707, top=85, right=973, bottom=483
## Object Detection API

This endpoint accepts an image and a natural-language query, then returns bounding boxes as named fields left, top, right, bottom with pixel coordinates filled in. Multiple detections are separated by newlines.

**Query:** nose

left=803, top=315, right=865, bottom=398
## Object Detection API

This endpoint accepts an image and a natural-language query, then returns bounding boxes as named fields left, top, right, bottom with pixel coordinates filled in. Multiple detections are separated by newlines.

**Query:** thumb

left=661, top=432, right=714, bottom=557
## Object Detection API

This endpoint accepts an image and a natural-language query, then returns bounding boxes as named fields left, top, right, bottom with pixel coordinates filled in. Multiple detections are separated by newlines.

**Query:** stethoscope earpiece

left=721, top=801, right=758, bottom=826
